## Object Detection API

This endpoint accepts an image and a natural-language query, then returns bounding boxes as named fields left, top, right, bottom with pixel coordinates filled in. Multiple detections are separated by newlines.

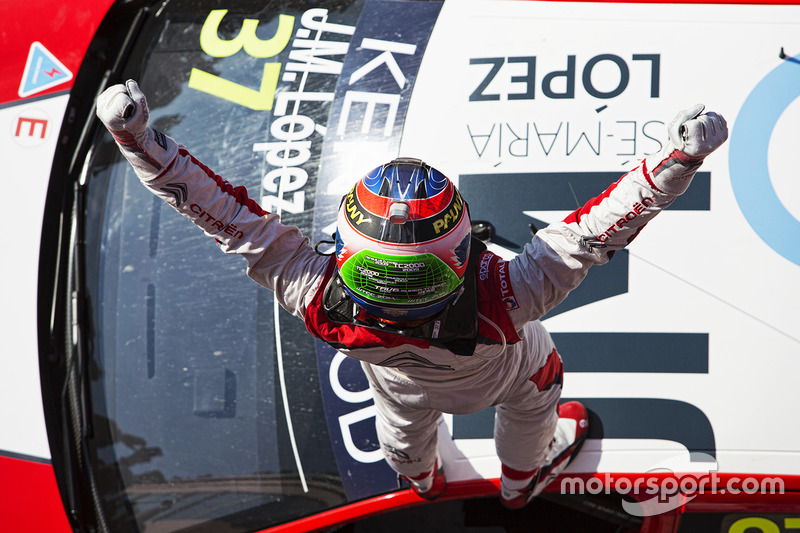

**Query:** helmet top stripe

left=344, top=185, right=467, bottom=244
left=355, top=178, right=454, bottom=219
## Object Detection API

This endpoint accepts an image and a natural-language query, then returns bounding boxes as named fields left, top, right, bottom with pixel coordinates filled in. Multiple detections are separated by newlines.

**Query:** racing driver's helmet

left=335, top=158, right=472, bottom=323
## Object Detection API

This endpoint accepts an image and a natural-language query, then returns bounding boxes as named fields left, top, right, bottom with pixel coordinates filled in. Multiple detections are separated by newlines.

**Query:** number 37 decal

left=188, top=9, right=295, bottom=110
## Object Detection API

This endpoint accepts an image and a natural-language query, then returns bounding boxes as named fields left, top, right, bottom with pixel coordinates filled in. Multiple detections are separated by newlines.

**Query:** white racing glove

left=96, top=79, right=178, bottom=181
left=644, top=104, right=728, bottom=196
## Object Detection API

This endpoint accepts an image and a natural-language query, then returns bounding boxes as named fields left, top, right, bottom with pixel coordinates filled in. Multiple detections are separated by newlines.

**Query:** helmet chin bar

left=325, top=272, right=469, bottom=340
left=346, top=281, right=462, bottom=323
left=324, top=237, right=487, bottom=356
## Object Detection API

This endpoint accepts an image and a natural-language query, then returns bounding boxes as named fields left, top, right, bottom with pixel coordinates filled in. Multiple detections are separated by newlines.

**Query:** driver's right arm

left=95, top=80, right=328, bottom=318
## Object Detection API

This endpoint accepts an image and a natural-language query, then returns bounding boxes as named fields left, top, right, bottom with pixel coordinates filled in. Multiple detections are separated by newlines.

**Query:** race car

left=2, top=0, right=800, bottom=531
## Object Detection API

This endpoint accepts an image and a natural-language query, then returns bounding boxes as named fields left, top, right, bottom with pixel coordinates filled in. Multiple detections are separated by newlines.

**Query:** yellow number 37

left=188, top=9, right=295, bottom=110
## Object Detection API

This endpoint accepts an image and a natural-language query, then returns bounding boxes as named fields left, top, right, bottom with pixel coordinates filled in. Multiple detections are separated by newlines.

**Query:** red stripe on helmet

left=355, top=179, right=454, bottom=220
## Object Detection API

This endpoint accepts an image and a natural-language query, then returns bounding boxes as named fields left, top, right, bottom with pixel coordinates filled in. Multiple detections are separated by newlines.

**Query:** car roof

left=3, top=1, right=800, bottom=531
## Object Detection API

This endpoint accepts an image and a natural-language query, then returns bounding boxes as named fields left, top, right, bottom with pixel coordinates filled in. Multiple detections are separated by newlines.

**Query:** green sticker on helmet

left=339, top=250, right=460, bottom=306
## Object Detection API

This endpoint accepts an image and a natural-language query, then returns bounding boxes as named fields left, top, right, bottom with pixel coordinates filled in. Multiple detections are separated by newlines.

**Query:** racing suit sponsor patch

left=494, top=260, right=518, bottom=310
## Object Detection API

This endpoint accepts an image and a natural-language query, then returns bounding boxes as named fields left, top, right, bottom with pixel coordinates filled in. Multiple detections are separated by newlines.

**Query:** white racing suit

left=109, top=126, right=706, bottom=483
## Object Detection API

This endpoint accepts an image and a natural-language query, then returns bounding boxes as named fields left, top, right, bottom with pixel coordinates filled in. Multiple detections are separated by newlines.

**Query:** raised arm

left=95, top=80, right=328, bottom=318
left=507, top=105, right=728, bottom=323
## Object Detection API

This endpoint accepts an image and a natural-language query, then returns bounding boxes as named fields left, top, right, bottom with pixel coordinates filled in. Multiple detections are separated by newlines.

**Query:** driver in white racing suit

left=96, top=80, right=727, bottom=508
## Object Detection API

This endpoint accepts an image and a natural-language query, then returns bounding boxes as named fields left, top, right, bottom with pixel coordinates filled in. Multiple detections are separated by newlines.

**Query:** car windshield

left=80, top=1, right=365, bottom=531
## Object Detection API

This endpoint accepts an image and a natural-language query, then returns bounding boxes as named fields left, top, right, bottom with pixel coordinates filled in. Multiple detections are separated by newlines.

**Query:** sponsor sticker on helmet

left=340, top=250, right=459, bottom=306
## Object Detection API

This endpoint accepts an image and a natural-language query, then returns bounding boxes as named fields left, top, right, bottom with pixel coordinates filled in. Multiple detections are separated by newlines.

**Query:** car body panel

left=2, top=0, right=800, bottom=531
left=1, top=0, right=115, bottom=460
left=0, top=2, right=113, bottom=529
